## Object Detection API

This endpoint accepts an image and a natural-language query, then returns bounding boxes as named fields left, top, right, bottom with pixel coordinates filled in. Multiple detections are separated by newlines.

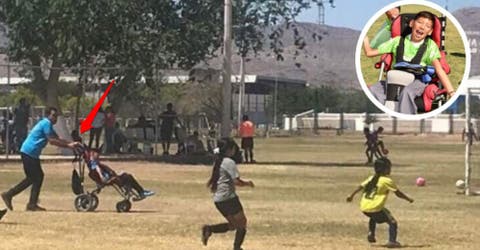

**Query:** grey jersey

left=213, top=158, right=240, bottom=202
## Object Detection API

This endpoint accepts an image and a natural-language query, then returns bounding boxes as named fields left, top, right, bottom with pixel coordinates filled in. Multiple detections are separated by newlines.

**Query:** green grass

left=360, top=4, right=466, bottom=89
left=0, top=134, right=479, bottom=249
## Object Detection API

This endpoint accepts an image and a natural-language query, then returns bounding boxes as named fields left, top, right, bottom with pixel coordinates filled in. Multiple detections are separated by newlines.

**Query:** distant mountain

left=203, top=22, right=361, bottom=89
left=453, top=7, right=480, bottom=77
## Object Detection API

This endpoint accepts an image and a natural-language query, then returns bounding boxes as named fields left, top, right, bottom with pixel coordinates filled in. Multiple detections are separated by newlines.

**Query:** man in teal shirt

left=2, top=107, right=81, bottom=211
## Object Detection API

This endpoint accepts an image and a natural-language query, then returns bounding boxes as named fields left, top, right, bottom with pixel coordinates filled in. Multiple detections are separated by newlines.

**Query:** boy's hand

left=249, top=180, right=255, bottom=188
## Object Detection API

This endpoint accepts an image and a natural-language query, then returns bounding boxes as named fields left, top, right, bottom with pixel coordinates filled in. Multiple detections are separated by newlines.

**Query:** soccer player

left=201, top=138, right=254, bottom=250
left=347, top=158, right=414, bottom=247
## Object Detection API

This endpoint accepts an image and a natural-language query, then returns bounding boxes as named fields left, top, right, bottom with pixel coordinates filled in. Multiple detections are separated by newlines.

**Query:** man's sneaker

left=1, top=193, right=13, bottom=211
left=26, top=204, right=46, bottom=212
left=367, top=233, right=376, bottom=243
left=201, top=225, right=211, bottom=246
left=385, top=241, right=401, bottom=248
left=0, top=209, right=7, bottom=220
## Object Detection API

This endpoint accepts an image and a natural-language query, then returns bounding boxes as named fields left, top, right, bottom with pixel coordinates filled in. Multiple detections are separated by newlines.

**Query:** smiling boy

left=363, top=11, right=455, bottom=114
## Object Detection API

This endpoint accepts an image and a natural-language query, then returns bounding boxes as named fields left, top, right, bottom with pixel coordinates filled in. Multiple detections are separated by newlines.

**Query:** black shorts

left=241, top=137, right=254, bottom=149
left=363, top=208, right=395, bottom=224
left=214, top=196, right=243, bottom=217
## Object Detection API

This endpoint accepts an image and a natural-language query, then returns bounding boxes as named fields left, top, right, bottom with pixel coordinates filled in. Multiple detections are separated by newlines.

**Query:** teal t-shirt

left=20, top=118, right=57, bottom=159
left=377, top=35, right=441, bottom=66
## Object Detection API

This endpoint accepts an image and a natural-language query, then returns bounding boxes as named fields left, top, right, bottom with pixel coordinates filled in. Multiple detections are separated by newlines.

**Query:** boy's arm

left=394, top=189, right=414, bottom=203
left=432, top=59, right=455, bottom=97
left=346, top=186, right=363, bottom=202
left=363, top=37, right=380, bottom=57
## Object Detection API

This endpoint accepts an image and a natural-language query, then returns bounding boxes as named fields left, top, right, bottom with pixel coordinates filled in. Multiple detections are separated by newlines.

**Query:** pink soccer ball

left=416, top=177, right=426, bottom=187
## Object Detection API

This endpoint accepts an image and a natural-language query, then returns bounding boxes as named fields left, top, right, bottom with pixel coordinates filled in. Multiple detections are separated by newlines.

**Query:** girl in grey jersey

left=202, top=138, right=254, bottom=250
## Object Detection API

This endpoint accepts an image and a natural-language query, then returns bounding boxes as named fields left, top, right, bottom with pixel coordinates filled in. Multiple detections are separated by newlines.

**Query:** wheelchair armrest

left=375, top=54, right=393, bottom=71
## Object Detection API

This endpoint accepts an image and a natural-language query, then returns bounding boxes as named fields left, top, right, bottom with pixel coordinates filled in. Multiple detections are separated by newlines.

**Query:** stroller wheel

left=116, top=200, right=131, bottom=213
left=75, top=194, right=95, bottom=212
left=88, top=194, right=99, bottom=212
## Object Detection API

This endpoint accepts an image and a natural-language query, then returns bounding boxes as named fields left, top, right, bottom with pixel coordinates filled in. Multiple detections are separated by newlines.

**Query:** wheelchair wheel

left=88, top=194, right=99, bottom=212
left=116, top=200, right=131, bottom=213
left=75, top=194, right=94, bottom=212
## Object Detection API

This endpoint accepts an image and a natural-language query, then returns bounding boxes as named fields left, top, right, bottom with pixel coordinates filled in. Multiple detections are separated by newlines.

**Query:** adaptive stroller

left=71, top=145, right=151, bottom=212
left=374, top=13, right=451, bottom=113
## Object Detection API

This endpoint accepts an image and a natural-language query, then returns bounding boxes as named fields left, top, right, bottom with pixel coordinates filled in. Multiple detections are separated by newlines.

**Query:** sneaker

left=1, top=193, right=13, bottom=211
left=142, top=190, right=155, bottom=197
left=201, top=225, right=211, bottom=246
left=367, top=233, right=376, bottom=243
left=385, top=241, right=401, bottom=248
left=26, top=204, right=46, bottom=212
left=0, top=209, right=7, bottom=220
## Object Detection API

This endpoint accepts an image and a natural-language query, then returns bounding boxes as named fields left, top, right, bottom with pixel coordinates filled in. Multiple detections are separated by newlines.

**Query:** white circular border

left=355, top=0, right=471, bottom=120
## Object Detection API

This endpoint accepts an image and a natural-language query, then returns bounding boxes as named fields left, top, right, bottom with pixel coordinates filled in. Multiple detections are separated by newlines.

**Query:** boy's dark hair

left=364, top=157, right=392, bottom=196
left=242, top=114, right=249, bottom=121
left=414, top=11, right=436, bottom=29
left=396, top=6, right=401, bottom=11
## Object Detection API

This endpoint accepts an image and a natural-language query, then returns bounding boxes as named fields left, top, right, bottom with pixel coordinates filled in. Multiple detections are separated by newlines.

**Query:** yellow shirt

left=360, top=175, right=398, bottom=213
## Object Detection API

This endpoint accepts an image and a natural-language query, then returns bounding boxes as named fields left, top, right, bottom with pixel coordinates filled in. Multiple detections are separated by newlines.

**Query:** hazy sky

left=297, top=0, right=480, bottom=30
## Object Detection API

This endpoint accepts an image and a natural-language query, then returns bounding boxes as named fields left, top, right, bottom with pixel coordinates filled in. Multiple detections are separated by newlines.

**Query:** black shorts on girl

left=363, top=208, right=395, bottom=223
left=215, top=196, right=243, bottom=217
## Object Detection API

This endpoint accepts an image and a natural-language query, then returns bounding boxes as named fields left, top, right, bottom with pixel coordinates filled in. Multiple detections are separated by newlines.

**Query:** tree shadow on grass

left=373, top=243, right=432, bottom=248
left=250, top=161, right=410, bottom=168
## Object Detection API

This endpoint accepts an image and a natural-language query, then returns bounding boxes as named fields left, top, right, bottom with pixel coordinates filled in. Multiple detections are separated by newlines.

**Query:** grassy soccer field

left=1, top=133, right=479, bottom=250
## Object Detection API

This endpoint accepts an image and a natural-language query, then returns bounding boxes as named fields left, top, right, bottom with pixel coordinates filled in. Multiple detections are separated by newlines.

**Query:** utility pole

left=222, top=0, right=233, bottom=137
left=317, top=0, right=335, bottom=25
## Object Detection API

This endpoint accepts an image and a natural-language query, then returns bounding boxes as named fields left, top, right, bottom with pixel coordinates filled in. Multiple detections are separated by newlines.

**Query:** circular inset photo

left=356, top=0, right=470, bottom=119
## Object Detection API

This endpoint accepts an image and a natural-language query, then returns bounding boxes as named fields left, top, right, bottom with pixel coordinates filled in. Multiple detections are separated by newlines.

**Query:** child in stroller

left=72, top=146, right=154, bottom=212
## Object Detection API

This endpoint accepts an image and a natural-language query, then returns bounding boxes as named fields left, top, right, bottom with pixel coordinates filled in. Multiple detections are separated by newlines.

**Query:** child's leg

left=119, top=173, right=144, bottom=194
left=398, top=79, right=426, bottom=114
left=370, top=81, right=387, bottom=104
left=368, top=218, right=377, bottom=242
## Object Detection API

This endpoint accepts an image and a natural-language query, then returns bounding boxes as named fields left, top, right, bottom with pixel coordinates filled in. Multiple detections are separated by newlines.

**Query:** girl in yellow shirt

left=347, top=158, right=413, bottom=248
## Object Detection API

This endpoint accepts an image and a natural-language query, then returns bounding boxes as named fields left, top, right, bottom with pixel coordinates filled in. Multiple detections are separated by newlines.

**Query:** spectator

left=14, top=98, right=30, bottom=150
left=462, top=122, right=478, bottom=146
left=159, top=103, right=178, bottom=155
left=239, top=114, right=255, bottom=163
left=89, top=107, right=105, bottom=149
left=186, top=131, right=206, bottom=155
left=104, top=106, right=116, bottom=154
left=112, top=122, right=127, bottom=153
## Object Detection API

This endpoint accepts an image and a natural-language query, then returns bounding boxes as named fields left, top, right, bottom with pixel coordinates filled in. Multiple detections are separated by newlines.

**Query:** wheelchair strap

left=396, top=36, right=428, bottom=65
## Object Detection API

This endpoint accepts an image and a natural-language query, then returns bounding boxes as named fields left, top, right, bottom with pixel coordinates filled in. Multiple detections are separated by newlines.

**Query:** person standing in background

left=104, top=106, right=116, bottom=154
left=14, top=98, right=30, bottom=151
left=239, top=115, right=255, bottom=163
left=89, top=107, right=105, bottom=149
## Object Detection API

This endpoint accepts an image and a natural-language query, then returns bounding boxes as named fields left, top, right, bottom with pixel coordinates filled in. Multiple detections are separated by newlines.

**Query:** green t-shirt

left=377, top=35, right=441, bottom=66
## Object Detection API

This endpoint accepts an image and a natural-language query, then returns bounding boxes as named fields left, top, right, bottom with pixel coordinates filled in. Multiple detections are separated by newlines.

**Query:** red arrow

left=80, top=79, right=115, bottom=134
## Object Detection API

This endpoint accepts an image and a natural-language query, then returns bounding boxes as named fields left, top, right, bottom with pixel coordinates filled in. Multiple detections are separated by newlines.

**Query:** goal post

left=464, top=81, right=480, bottom=195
